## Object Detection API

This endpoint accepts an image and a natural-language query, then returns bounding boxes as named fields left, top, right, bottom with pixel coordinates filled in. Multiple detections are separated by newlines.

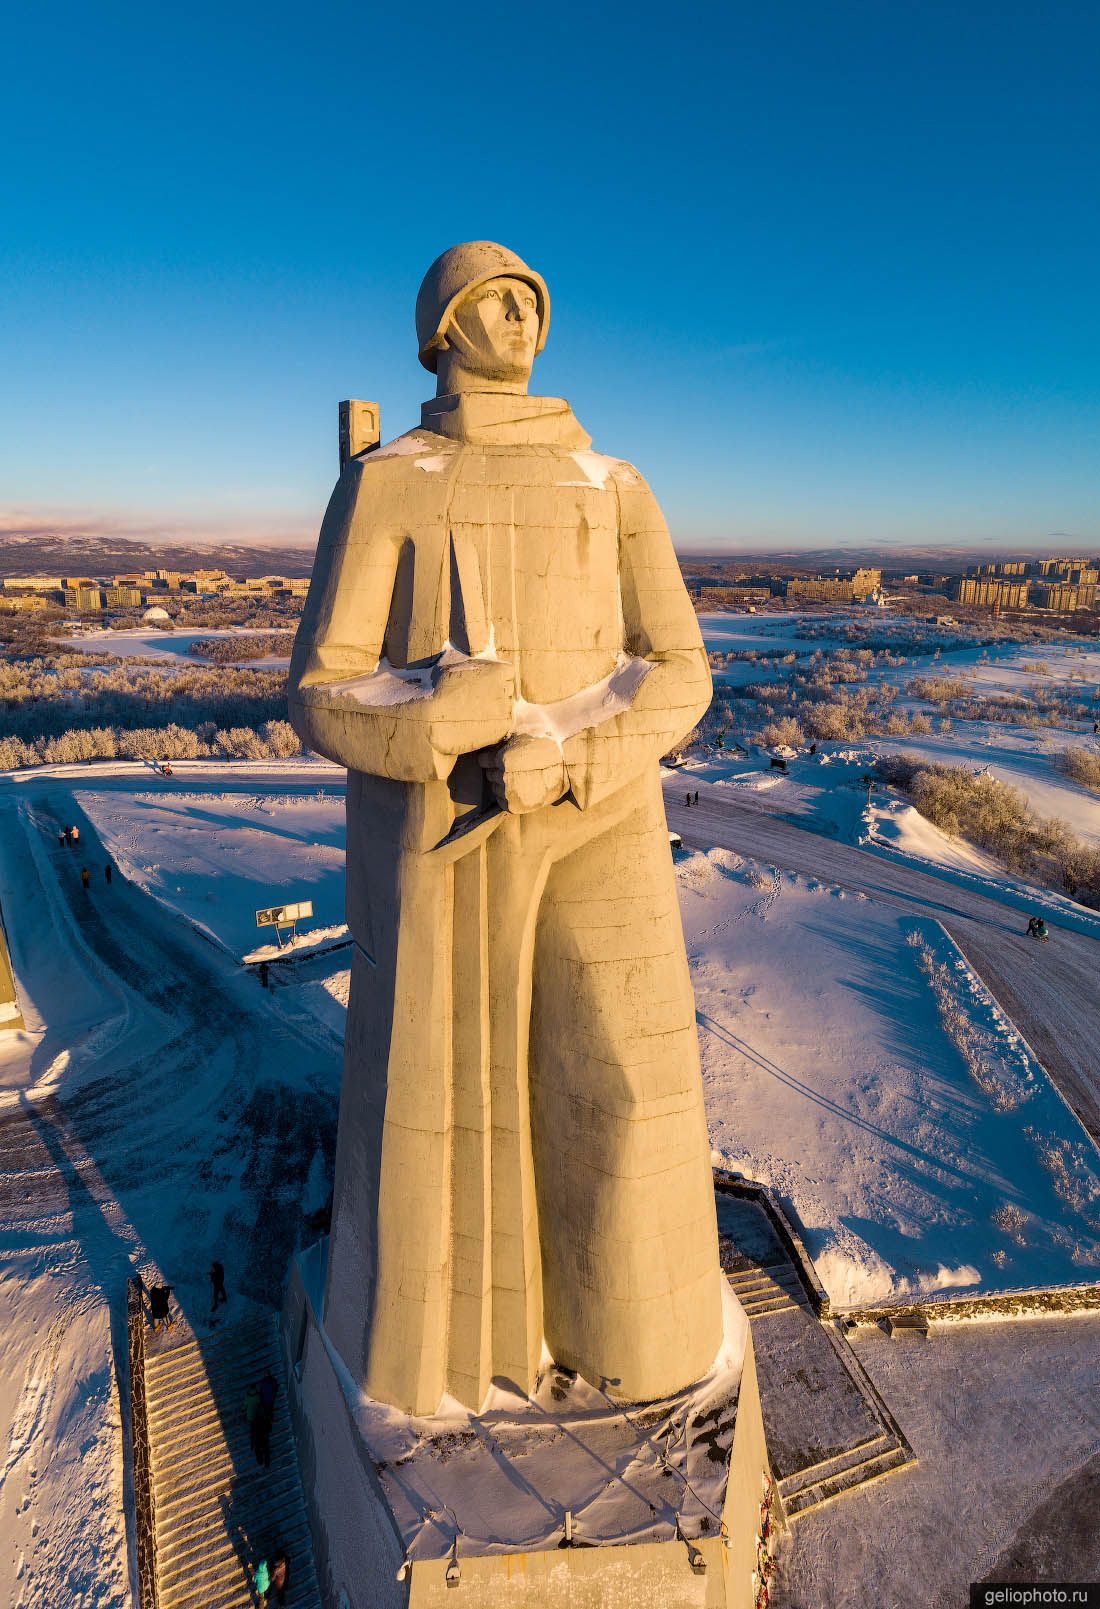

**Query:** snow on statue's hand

left=477, top=735, right=568, bottom=814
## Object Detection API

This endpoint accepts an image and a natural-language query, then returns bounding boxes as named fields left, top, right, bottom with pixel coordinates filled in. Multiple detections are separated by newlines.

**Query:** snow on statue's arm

left=288, top=459, right=513, bottom=780
left=560, top=463, right=712, bottom=810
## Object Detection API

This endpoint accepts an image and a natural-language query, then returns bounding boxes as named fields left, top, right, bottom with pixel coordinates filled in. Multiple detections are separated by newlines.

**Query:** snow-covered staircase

left=145, top=1312, right=322, bottom=1608
left=726, top=1263, right=807, bottom=1317
left=777, top=1428, right=912, bottom=1516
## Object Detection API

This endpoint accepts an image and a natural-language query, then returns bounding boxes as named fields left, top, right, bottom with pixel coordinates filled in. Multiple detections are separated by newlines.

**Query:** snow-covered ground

left=675, top=616, right=1100, bottom=917
left=59, top=772, right=1100, bottom=1310
left=773, top=1312, right=1100, bottom=1609
left=871, top=726, right=1100, bottom=847
left=3, top=727, right=1098, bottom=1605
left=0, top=781, right=340, bottom=1608
left=680, top=847, right=1100, bottom=1307
left=53, top=626, right=294, bottom=668
left=74, top=789, right=347, bottom=958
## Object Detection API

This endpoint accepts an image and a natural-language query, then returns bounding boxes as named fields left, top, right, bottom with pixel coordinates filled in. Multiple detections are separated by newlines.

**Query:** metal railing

left=127, top=1278, right=159, bottom=1609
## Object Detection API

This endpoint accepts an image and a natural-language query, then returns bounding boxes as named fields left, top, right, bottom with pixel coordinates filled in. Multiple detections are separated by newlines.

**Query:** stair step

left=147, top=1342, right=278, bottom=1407
left=727, top=1262, right=801, bottom=1284
left=729, top=1274, right=805, bottom=1299
left=743, top=1296, right=798, bottom=1316
left=151, top=1438, right=296, bottom=1506
left=145, top=1316, right=320, bottom=1608
left=779, top=1434, right=893, bottom=1498
left=154, top=1456, right=301, bottom=1521
left=160, top=1512, right=315, bottom=1592
left=784, top=1445, right=912, bottom=1517
left=150, top=1412, right=292, bottom=1487
left=168, top=1552, right=321, bottom=1609
left=147, top=1323, right=273, bottom=1377
left=146, top=1323, right=273, bottom=1372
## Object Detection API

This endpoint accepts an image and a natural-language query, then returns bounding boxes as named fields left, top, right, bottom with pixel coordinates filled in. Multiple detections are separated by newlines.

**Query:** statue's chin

left=438, top=347, right=534, bottom=390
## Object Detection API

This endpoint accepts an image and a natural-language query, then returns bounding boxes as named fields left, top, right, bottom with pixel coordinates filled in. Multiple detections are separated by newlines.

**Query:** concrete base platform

left=282, top=1241, right=775, bottom=1609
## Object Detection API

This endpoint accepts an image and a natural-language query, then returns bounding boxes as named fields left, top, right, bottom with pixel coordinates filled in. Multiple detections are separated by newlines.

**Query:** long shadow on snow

left=23, top=795, right=339, bottom=1527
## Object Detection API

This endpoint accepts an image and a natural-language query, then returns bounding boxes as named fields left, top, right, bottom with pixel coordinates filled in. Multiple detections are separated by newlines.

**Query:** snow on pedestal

left=282, top=1240, right=773, bottom=1608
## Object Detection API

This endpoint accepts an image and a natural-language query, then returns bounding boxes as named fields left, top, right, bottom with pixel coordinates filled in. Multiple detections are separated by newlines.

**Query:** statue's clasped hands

left=430, top=656, right=568, bottom=813
left=478, top=734, right=568, bottom=814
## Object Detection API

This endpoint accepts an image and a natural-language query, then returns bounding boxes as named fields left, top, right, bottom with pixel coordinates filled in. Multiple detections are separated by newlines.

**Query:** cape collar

left=420, top=391, right=592, bottom=449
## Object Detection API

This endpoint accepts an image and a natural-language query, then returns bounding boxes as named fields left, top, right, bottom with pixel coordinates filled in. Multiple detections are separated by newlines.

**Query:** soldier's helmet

left=415, top=241, right=550, bottom=373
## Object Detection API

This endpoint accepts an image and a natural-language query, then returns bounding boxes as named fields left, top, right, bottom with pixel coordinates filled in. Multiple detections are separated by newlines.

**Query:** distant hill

left=0, top=531, right=315, bottom=579
left=676, top=544, right=1097, bottom=574
left=676, top=546, right=972, bottom=574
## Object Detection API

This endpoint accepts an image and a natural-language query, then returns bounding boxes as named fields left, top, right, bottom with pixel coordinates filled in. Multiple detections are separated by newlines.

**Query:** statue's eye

left=484, top=289, right=499, bottom=299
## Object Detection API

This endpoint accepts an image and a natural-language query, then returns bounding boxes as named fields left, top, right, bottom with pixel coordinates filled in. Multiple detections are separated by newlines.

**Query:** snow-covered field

left=686, top=613, right=1100, bottom=895
left=3, top=679, right=1099, bottom=1604
left=0, top=779, right=339, bottom=1608
left=54, top=626, right=294, bottom=668
left=680, top=846, right=1100, bottom=1306
left=74, top=789, right=347, bottom=958
left=773, top=1312, right=1100, bottom=1609
left=61, top=773, right=1100, bottom=1310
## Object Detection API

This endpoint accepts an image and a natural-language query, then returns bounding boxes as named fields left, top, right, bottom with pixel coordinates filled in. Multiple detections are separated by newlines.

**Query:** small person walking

left=208, top=1258, right=227, bottom=1312
left=104, top=862, right=113, bottom=885
left=245, top=1383, right=263, bottom=1461
left=253, top=1550, right=289, bottom=1606
left=148, top=1284, right=175, bottom=1334
left=684, top=791, right=691, bottom=807
left=694, top=790, right=699, bottom=805
left=57, top=830, right=65, bottom=849
left=63, top=827, right=73, bottom=847
left=258, top=1370, right=279, bottom=1425
left=80, top=867, right=90, bottom=891
left=70, top=825, right=80, bottom=845
left=268, top=1552, right=289, bottom=1605
left=253, top=1409, right=272, bottom=1469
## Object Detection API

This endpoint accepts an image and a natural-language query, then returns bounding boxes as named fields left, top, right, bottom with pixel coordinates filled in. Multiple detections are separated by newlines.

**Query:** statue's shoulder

left=348, top=429, right=460, bottom=484
left=577, top=449, right=651, bottom=492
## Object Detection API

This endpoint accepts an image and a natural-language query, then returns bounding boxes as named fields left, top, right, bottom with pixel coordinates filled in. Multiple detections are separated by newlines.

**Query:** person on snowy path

left=258, top=1371, right=279, bottom=1425
left=208, top=1259, right=227, bottom=1311
left=148, top=1285, right=174, bottom=1334
left=57, top=830, right=65, bottom=849
left=104, top=862, right=113, bottom=885
left=245, top=1384, right=263, bottom=1458
left=268, top=1552, right=289, bottom=1605
left=80, top=867, right=90, bottom=891
left=253, top=1410, right=272, bottom=1468
left=253, top=1556, right=271, bottom=1606
left=70, top=825, right=80, bottom=844
left=63, top=828, right=72, bottom=846
left=694, top=790, right=699, bottom=804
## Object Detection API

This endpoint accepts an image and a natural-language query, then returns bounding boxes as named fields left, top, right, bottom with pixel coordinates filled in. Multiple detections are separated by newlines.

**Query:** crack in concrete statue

left=290, top=240, right=724, bottom=1419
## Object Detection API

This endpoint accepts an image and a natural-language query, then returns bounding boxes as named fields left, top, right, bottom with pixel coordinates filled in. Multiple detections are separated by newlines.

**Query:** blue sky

left=1, top=1, right=1097, bottom=552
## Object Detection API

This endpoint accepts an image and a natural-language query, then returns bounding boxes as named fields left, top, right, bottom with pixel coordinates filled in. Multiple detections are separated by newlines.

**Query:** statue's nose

left=505, top=293, right=527, bottom=321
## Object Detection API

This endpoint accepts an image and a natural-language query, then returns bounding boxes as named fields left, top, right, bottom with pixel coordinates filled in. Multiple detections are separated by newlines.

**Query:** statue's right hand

left=429, top=657, right=515, bottom=752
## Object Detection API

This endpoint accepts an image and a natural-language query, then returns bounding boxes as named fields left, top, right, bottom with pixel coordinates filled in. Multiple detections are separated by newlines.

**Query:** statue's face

left=447, top=275, right=540, bottom=382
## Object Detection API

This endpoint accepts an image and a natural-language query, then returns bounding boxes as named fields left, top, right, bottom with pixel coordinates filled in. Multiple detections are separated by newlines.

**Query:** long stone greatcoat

left=289, top=390, right=722, bottom=1416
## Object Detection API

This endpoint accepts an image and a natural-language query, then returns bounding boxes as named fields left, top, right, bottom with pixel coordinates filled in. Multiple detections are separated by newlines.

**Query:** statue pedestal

left=282, top=1241, right=775, bottom=1608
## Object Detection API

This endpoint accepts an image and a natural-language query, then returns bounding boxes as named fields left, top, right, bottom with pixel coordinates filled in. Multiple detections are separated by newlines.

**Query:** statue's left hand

left=477, top=735, right=568, bottom=814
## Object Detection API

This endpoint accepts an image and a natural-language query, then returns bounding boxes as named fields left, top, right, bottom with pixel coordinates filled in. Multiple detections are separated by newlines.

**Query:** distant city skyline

left=2, top=2, right=1098, bottom=554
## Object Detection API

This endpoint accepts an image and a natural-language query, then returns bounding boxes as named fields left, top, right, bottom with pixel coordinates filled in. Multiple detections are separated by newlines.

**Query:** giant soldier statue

left=289, top=241, right=724, bottom=1419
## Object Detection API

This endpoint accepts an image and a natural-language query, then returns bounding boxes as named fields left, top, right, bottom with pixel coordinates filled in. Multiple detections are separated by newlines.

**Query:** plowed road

left=664, top=781, right=1100, bottom=1148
